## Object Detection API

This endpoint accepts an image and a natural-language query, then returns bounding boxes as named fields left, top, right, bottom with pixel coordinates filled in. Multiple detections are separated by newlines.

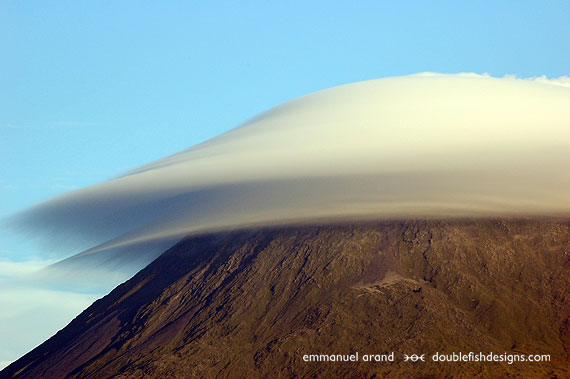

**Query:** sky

left=0, top=0, right=569, bottom=370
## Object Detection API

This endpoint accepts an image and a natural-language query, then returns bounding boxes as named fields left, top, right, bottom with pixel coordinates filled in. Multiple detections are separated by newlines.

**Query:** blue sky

left=0, top=0, right=568, bottom=369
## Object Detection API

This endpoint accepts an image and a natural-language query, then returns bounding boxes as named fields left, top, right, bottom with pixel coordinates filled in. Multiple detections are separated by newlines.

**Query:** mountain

left=2, top=218, right=570, bottom=378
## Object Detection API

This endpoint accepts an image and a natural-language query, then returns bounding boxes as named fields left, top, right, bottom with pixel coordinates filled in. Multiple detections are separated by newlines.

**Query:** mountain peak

left=4, top=218, right=569, bottom=378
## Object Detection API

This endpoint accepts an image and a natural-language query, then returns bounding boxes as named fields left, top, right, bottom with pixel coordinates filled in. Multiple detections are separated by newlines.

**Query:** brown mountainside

left=2, top=219, right=570, bottom=378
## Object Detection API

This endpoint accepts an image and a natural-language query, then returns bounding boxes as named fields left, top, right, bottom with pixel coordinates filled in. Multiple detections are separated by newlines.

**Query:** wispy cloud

left=0, top=258, right=101, bottom=368
left=0, top=124, right=27, bottom=129
left=414, top=72, right=570, bottom=87
left=0, top=122, right=95, bottom=130
left=50, top=121, right=96, bottom=127
left=0, top=181, right=17, bottom=191
left=501, top=74, right=570, bottom=87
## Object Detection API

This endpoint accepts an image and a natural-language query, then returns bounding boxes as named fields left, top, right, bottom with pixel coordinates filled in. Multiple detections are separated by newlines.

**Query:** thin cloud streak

left=0, top=122, right=95, bottom=130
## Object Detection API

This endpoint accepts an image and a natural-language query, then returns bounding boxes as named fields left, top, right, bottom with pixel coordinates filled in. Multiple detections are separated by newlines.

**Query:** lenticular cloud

left=9, top=73, right=570, bottom=272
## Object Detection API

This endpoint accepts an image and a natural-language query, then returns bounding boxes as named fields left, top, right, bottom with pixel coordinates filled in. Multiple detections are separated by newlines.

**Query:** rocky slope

left=2, top=218, right=570, bottom=378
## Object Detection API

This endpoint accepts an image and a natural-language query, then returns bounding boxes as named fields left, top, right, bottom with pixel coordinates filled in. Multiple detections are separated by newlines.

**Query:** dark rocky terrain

left=2, top=218, right=570, bottom=378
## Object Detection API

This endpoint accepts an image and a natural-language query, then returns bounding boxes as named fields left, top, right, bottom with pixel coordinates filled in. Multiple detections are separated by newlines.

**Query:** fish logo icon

left=403, top=354, right=425, bottom=362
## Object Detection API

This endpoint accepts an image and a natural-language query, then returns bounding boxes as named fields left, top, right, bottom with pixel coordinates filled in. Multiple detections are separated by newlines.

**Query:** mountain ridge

left=2, top=218, right=570, bottom=378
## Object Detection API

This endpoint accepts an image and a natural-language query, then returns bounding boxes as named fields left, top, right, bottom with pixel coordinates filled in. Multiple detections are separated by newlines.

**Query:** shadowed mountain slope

left=2, top=219, right=570, bottom=378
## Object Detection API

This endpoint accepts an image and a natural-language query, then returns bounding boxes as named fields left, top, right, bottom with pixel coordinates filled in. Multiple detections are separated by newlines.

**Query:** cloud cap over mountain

left=9, top=73, right=570, bottom=262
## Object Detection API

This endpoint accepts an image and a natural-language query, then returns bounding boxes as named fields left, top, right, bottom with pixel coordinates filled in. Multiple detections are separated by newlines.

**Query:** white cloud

left=414, top=72, right=570, bottom=87
left=7, top=72, right=570, bottom=269
left=0, top=259, right=101, bottom=367
left=0, top=121, right=95, bottom=130
left=49, top=121, right=96, bottom=128
left=499, top=73, right=570, bottom=87
left=0, top=124, right=26, bottom=129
